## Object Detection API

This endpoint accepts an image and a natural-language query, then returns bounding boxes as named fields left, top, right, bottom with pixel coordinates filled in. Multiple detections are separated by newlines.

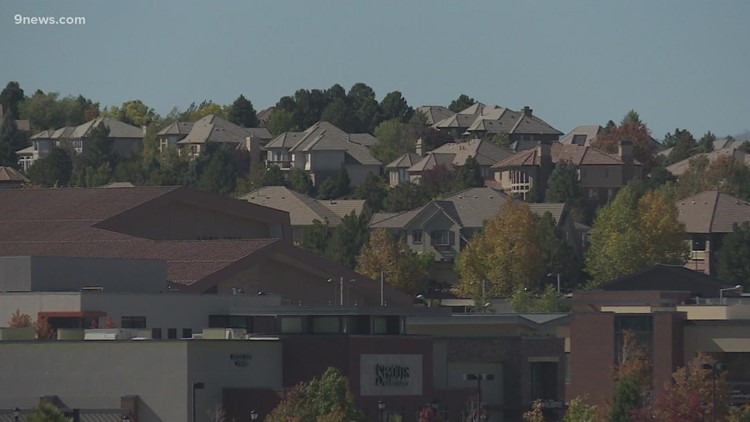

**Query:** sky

left=2, top=0, right=749, bottom=139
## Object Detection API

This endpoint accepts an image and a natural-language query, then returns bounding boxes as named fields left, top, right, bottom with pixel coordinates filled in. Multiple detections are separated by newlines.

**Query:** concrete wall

left=0, top=340, right=281, bottom=422
left=0, top=292, right=280, bottom=333
left=0, top=256, right=166, bottom=293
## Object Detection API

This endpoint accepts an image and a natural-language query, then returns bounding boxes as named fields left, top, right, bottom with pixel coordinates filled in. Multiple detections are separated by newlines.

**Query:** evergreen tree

left=27, top=147, right=73, bottom=187
left=606, top=377, right=642, bottom=422
left=717, top=222, right=750, bottom=286
left=194, top=143, right=239, bottom=196
left=383, top=182, right=429, bottom=212
left=453, top=155, right=484, bottom=190
left=227, top=94, right=259, bottom=127
left=301, top=220, right=332, bottom=257
left=0, top=111, right=23, bottom=167
left=448, top=94, right=475, bottom=113
left=325, top=213, right=369, bottom=269
left=288, top=167, right=315, bottom=196
left=0, top=81, right=25, bottom=118
left=379, top=90, right=414, bottom=122
left=353, top=174, right=388, bottom=213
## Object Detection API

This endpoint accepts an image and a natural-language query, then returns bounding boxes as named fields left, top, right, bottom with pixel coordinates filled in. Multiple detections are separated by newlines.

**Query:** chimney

left=522, top=106, right=533, bottom=117
left=142, top=125, right=147, bottom=137
left=618, top=140, right=633, bottom=164
left=415, top=137, right=424, bottom=157
left=246, top=136, right=261, bottom=168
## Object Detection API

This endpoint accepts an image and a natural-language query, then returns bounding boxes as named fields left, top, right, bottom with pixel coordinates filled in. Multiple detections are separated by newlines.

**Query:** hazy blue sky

left=2, top=0, right=749, bottom=139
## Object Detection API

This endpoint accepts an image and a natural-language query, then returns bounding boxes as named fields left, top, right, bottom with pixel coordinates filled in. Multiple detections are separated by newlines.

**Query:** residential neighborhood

left=1, top=74, right=750, bottom=422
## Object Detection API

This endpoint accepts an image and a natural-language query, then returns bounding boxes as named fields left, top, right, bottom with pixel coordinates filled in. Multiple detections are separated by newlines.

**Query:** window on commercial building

left=530, top=361, right=559, bottom=401
left=167, top=328, right=177, bottom=339
left=412, top=229, right=423, bottom=244
left=182, top=328, right=193, bottom=339
left=151, top=328, right=162, bottom=339
left=614, top=315, right=653, bottom=362
left=121, top=316, right=146, bottom=329
left=565, top=352, right=571, bottom=384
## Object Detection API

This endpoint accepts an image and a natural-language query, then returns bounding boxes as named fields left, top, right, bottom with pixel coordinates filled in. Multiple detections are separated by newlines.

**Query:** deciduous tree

left=265, top=108, right=300, bottom=135
left=585, top=186, right=687, bottom=287
left=456, top=200, right=545, bottom=297
left=372, top=118, right=413, bottom=164
left=593, top=110, right=658, bottom=171
left=266, top=367, right=365, bottom=422
left=356, top=228, right=431, bottom=295
left=563, top=396, right=597, bottom=422
left=8, top=309, right=32, bottom=327
left=26, top=403, right=72, bottom=422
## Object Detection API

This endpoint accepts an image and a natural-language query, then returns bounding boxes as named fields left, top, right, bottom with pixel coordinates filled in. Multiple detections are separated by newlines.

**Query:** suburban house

left=566, top=265, right=749, bottom=410
left=666, top=147, right=748, bottom=177
left=416, top=105, right=455, bottom=126
left=676, top=190, right=750, bottom=275
left=432, top=103, right=562, bottom=143
left=156, top=121, right=194, bottom=152
left=18, top=118, right=143, bottom=169
left=264, top=121, right=381, bottom=188
left=240, top=185, right=369, bottom=244
left=394, top=138, right=514, bottom=186
left=369, top=187, right=579, bottom=284
left=0, top=186, right=410, bottom=307
left=0, top=166, right=28, bottom=189
left=559, top=125, right=603, bottom=146
left=491, top=141, right=642, bottom=205
left=167, top=114, right=272, bottom=161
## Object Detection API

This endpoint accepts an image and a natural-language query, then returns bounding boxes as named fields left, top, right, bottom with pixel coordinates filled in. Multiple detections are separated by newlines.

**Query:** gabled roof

left=408, top=139, right=514, bottom=172
left=70, top=118, right=144, bottom=139
left=370, top=187, right=566, bottom=230
left=240, top=186, right=362, bottom=227
left=0, top=166, right=29, bottom=183
left=176, top=115, right=272, bottom=146
left=157, top=121, right=194, bottom=136
left=257, top=107, right=275, bottom=124
left=416, top=106, right=455, bottom=126
left=597, top=264, right=730, bottom=297
left=559, top=125, right=604, bottom=145
left=677, top=191, right=750, bottom=234
left=265, top=121, right=381, bottom=166
left=434, top=104, right=561, bottom=136
left=492, top=143, right=631, bottom=169
left=386, top=153, right=423, bottom=169
left=666, top=148, right=746, bottom=177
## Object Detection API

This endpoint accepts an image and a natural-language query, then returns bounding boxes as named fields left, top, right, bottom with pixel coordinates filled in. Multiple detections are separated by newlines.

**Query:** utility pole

left=340, top=276, right=344, bottom=306
left=380, top=270, right=384, bottom=306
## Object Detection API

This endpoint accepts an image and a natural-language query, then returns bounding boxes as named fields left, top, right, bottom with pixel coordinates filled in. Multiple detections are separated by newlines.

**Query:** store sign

left=230, top=353, right=252, bottom=367
left=360, top=354, right=422, bottom=396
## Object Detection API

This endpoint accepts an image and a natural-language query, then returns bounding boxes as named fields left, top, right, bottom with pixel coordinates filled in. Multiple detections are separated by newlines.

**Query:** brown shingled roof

left=677, top=191, right=750, bottom=233
left=0, top=166, right=29, bottom=183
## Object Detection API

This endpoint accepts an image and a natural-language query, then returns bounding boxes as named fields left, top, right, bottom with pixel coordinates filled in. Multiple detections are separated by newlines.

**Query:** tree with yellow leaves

left=455, top=200, right=544, bottom=298
left=355, top=228, right=431, bottom=295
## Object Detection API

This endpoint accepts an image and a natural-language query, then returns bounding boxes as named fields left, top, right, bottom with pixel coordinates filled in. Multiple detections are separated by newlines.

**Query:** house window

left=412, top=229, right=423, bottom=244
left=692, top=234, right=707, bottom=252
left=121, top=316, right=146, bottom=329
left=189, top=145, right=199, bottom=155
left=432, top=230, right=451, bottom=246
left=510, top=170, right=531, bottom=195
left=572, top=134, right=587, bottom=145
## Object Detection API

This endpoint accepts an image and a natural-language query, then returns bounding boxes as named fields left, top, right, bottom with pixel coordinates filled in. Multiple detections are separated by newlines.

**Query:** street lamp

left=250, top=409, right=258, bottom=421
left=720, top=285, right=743, bottom=304
left=378, top=400, right=386, bottom=422
left=192, top=382, right=205, bottom=422
left=463, top=373, right=495, bottom=421
left=701, top=363, right=726, bottom=422
left=12, top=407, right=20, bottom=422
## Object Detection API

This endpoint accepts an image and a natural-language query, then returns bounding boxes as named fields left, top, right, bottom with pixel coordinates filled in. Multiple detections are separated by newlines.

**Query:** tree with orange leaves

left=593, top=111, right=658, bottom=171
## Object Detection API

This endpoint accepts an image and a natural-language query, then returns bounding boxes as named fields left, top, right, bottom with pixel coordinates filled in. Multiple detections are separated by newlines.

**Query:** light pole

left=720, top=285, right=743, bottom=304
left=378, top=400, right=386, bottom=422
left=192, top=382, right=205, bottom=422
left=463, top=373, right=495, bottom=421
left=12, top=407, right=20, bottom=422
left=250, top=409, right=258, bottom=421
left=701, top=363, right=725, bottom=422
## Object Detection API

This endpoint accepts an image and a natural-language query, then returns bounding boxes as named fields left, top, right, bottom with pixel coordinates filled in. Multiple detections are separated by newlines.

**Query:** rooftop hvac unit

left=225, top=328, right=247, bottom=340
